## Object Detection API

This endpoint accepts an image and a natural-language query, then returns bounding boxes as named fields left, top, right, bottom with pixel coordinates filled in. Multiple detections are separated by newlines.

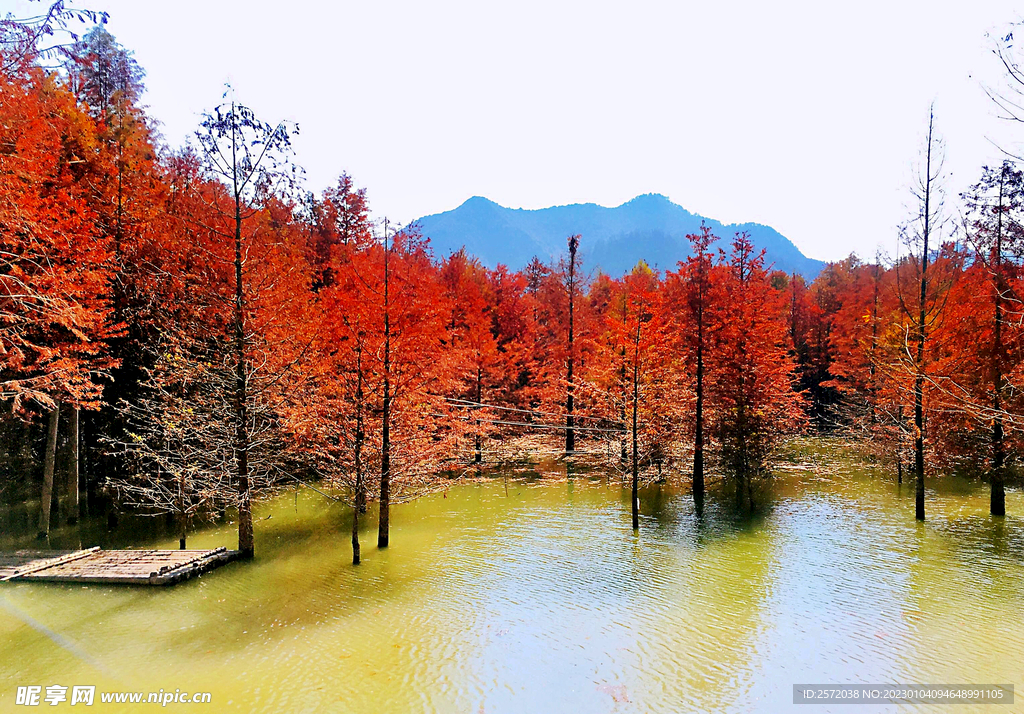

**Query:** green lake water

left=1, top=440, right=1023, bottom=713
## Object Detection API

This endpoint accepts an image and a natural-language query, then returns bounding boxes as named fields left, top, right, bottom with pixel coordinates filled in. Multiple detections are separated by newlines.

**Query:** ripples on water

left=1, top=442, right=1022, bottom=713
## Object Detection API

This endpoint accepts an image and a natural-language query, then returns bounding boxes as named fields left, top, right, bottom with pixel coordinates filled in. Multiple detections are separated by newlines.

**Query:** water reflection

left=0, top=442, right=1022, bottom=713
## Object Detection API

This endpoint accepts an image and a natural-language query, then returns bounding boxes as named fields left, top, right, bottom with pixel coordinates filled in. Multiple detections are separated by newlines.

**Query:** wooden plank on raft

left=151, top=547, right=227, bottom=576
left=0, top=546, right=101, bottom=582
left=7, top=547, right=242, bottom=586
left=0, top=551, right=73, bottom=579
left=150, top=548, right=235, bottom=585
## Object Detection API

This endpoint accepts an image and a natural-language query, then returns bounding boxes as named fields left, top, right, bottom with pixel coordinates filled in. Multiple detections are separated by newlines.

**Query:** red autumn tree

left=710, top=234, right=803, bottom=508
left=664, top=223, right=720, bottom=510
left=439, top=249, right=502, bottom=463
left=109, top=98, right=315, bottom=556
left=486, top=264, right=538, bottom=411
left=826, top=258, right=914, bottom=476
left=929, top=161, right=1024, bottom=514
left=0, top=36, right=120, bottom=536
left=528, top=238, right=598, bottom=454
left=323, top=222, right=463, bottom=551
left=590, top=263, right=685, bottom=528
left=65, top=26, right=168, bottom=519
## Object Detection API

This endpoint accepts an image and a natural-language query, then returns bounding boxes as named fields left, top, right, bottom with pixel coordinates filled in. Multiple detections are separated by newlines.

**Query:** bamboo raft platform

left=0, top=546, right=241, bottom=585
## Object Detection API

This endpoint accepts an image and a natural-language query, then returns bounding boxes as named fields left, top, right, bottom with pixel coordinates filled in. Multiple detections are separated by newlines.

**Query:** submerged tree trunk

left=379, top=359, right=390, bottom=549
left=913, top=111, right=935, bottom=523
left=991, top=168, right=1007, bottom=517
left=992, top=412, right=1006, bottom=516
left=631, top=355, right=640, bottom=531
left=735, top=468, right=746, bottom=511
left=67, top=407, right=79, bottom=525
left=619, top=303, right=628, bottom=463
left=869, top=263, right=879, bottom=425
left=914, top=346, right=926, bottom=520
left=913, top=395, right=925, bottom=520
left=234, top=179, right=254, bottom=559
left=353, top=342, right=365, bottom=564
left=379, top=223, right=392, bottom=549
left=351, top=496, right=361, bottom=565
left=693, top=301, right=705, bottom=513
left=37, top=405, right=60, bottom=539
left=739, top=402, right=753, bottom=511
left=565, top=235, right=579, bottom=454
left=474, top=367, right=483, bottom=464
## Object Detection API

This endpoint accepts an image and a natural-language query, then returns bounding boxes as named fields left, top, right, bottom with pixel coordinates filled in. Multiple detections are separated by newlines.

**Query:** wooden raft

left=0, top=547, right=240, bottom=585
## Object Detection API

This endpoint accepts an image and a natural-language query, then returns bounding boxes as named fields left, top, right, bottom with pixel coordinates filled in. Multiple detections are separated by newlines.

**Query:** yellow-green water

left=1, top=442, right=1023, bottom=713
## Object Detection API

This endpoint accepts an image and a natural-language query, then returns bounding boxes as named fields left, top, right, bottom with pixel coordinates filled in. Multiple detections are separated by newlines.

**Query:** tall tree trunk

left=474, top=366, right=483, bottom=464
left=37, top=405, right=59, bottom=539
left=353, top=341, right=364, bottom=564
left=631, top=353, right=640, bottom=531
left=565, top=235, right=579, bottom=454
left=869, top=262, right=879, bottom=425
left=914, top=305, right=926, bottom=521
left=232, top=117, right=254, bottom=559
left=178, top=508, right=187, bottom=549
left=66, top=407, right=79, bottom=525
left=351, top=491, right=361, bottom=565
left=565, top=340, right=575, bottom=454
left=914, top=110, right=935, bottom=523
left=735, top=375, right=748, bottom=511
left=378, top=331, right=391, bottom=550
left=991, top=392, right=1006, bottom=518
left=379, top=222, right=392, bottom=549
left=991, top=167, right=1007, bottom=517
left=693, top=284, right=705, bottom=512
left=619, top=304, right=628, bottom=462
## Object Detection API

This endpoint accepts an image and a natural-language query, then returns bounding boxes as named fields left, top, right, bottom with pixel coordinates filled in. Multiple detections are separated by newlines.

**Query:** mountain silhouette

left=414, top=193, right=824, bottom=279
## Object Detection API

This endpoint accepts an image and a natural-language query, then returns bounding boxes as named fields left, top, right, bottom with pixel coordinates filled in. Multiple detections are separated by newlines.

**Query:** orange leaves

left=18, top=14, right=1024, bottom=507
left=708, top=234, right=803, bottom=468
left=0, top=58, right=118, bottom=411
left=661, top=229, right=803, bottom=477
left=310, top=216, right=462, bottom=495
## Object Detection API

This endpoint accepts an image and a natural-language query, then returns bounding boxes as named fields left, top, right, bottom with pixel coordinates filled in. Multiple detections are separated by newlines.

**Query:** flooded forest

left=2, top=3, right=1023, bottom=713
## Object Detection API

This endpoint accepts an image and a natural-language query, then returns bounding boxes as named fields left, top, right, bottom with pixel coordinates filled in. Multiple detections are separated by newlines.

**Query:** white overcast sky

left=7, top=0, right=1024, bottom=261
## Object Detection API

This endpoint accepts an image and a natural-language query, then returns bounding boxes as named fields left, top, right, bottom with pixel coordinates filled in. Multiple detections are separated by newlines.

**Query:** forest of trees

left=4, top=6, right=1024, bottom=565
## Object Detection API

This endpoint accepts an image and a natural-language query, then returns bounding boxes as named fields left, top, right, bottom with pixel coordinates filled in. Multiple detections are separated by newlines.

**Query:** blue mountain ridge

left=413, top=193, right=824, bottom=280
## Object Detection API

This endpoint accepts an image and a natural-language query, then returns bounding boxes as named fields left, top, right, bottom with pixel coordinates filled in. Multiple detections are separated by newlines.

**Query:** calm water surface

left=1, top=441, right=1022, bottom=713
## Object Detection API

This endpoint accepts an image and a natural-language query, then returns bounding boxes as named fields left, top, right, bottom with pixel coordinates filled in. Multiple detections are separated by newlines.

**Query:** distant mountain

left=414, top=193, right=824, bottom=280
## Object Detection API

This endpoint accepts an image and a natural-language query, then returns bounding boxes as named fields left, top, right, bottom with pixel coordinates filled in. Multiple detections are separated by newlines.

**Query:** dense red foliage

left=5, top=18, right=1024, bottom=548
